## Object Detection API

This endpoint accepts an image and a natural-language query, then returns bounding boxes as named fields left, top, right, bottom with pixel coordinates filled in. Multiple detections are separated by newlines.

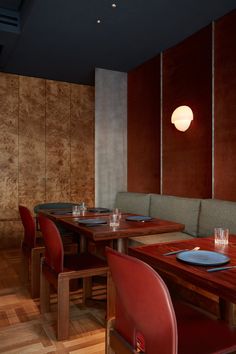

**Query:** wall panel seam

left=212, top=21, right=215, bottom=198
left=160, top=52, right=163, bottom=195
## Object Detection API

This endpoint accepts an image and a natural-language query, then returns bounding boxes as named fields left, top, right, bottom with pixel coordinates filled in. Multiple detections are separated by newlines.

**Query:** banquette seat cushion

left=198, top=198, right=236, bottom=236
left=115, top=192, right=150, bottom=216
left=149, top=194, right=201, bottom=237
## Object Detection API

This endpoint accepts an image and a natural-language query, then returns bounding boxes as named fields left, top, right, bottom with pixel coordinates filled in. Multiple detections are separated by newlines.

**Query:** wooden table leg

left=219, top=298, right=236, bottom=326
left=80, top=234, right=87, bottom=252
left=117, top=238, right=128, bottom=253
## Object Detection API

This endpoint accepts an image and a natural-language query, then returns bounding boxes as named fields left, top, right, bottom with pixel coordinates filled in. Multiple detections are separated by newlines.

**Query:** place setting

left=163, top=227, right=235, bottom=272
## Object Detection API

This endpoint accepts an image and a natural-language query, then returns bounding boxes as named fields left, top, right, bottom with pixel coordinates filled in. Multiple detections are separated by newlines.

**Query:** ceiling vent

left=0, top=7, right=20, bottom=33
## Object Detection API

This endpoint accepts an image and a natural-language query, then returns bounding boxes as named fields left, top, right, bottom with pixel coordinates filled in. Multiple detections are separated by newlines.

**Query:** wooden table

left=41, top=210, right=184, bottom=252
left=129, top=236, right=236, bottom=324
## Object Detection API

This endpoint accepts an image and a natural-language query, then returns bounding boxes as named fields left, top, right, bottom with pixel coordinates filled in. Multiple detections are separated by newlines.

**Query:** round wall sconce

left=171, top=105, right=193, bottom=132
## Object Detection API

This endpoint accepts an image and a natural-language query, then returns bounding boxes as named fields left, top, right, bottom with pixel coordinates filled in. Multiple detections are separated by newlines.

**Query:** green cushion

left=114, top=192, right=150, bottom=216
left=149, top=194, right=201, bottom=236
left=198, top=199, right=236, bottom=237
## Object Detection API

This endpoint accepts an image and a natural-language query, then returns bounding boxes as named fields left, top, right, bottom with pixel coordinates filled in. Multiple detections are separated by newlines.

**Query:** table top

left=39, top=208, right=112, bottom=219
left=40, top=210, right=184, bottom=242
left=129, top=236, right=236, bottom=304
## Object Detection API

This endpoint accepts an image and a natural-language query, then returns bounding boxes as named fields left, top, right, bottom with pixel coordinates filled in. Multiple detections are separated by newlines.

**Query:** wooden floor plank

left=0, top=248, right=106, bottom=354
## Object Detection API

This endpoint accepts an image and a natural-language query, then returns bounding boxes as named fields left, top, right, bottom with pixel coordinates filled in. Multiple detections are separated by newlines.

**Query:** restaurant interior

left=0, top=0, right=236, bottom=353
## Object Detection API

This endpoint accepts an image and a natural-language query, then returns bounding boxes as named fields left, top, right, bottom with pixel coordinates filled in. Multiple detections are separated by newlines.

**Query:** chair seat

left=64, top=252, right=107, bottom=271
left=174, top=301, right=236, bottom=354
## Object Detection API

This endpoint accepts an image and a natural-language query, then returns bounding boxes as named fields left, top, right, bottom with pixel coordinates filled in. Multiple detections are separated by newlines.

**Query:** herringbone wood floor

left=0, top=248, right=107, bottom=353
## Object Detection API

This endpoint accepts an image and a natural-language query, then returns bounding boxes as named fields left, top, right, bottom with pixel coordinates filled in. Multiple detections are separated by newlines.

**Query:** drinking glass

left=109, top=213, right=120, bottom=227
left=72, top=205, right=80, bottom=216
left=214, top=228, right=229, bottom=245
left=80, top=202, right=87, bottom=215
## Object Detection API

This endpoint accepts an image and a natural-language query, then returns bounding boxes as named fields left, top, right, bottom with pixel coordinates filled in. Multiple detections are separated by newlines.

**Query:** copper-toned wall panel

left=162, top=26, right=212, bottom=198
left=214, top=10, right=236, bottom=201
left=0, top=220, right=23, bottom=248
left=46, top=80, right=71, bottom=201
left=128, top=56, right=160, bottom=193
left=0, top=73, right=95, bottom=248
left=0, top=73, right=19, bottom=218
left=18, top=76, right=46, bottom=210
left=71, top=84, right=95, bottom=206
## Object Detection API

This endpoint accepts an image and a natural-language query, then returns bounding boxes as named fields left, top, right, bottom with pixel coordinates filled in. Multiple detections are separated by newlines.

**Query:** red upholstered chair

left=106, top=247, right=236, bottom=354
left=19, top=205, right=45, bottom=299
left=38, top=214, right=109, bottom=340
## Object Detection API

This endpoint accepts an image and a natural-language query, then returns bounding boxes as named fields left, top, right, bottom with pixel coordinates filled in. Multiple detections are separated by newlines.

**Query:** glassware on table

left=109, top=213, right=120, bottom=227
left=214, top=228, right=229, bottom=245
left=80, top=202, right=87, bottom=215
left=113, top=208, right=122, bottom=220
left=72, top=205, right=80, bottom=216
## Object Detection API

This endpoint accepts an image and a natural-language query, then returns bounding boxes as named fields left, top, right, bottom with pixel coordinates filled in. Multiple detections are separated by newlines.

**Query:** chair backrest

left=106, top=247, right=178, bottom=354
left=38, top=215, right=64, bottom=274
left=19, top=205, right=36, bottom=249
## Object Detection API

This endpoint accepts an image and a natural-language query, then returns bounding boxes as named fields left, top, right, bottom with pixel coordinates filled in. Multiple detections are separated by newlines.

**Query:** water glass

left=80, top=202, right=87, bottom=215
left=214, top=228, right=229, bottom=245
left=109, top=213, right=120, bottom=227
left=72, top=205, right=80, bottom=216
left=113, top=208, right=122, bottom=220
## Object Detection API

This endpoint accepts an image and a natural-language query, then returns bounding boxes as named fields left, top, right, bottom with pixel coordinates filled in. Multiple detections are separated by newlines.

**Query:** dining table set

left=39, top=205, right=185, bottom=253
left=129, top=235, right=236, bottom=326
left=36, top=205, right=236, bottom=348
left=39, top=204, right=236, bottom=329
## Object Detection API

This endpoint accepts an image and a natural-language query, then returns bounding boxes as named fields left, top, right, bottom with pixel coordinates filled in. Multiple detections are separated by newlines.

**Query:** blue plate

left=126, top=215, right=152, bottom=222
left=176, top=250, right=230, bottom=266
left=78, top=218, right=107, bottom=225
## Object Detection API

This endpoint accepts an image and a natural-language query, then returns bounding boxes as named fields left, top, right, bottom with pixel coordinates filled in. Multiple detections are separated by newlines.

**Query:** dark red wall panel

left=162, top=26, right=212, bottom=198
left=128, top=56, right=160, bottom=193
left=214, top=10, right=236, bottom=201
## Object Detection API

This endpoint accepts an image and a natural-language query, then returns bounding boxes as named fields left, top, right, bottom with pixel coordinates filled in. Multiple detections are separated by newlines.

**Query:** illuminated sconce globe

left=171, top=105, right=193, bottom=132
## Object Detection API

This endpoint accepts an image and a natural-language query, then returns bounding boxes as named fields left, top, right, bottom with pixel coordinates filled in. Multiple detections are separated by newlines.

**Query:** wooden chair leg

left=106, top=318, right=116, bottom=354
left=20, top=252, right=30, bottom=285
left=40, top=265, right=50, bottom=314
left=107, top=271, right=116, bottom=320
left=31, top=247, right=44, bottom=298
left=57, top=275, right=70, bottom=340
left=83, top=277, right=92, bottom=304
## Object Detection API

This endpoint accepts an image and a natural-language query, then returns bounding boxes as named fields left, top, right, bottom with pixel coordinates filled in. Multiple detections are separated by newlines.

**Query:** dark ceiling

left=0, top=0, right=235, bottom=85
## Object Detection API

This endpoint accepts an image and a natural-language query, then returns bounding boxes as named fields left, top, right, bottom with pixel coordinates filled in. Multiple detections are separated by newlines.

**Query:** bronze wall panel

left=214, top=10, right=236, bottom=201
left=0, top=73, right=19, bottom=218
left=162, top=26, right=212, bottom=198
left=45, top=80, right=71, bottom=201
left=18, top=76, right=46, bottom=210
left=70, top=84, right=95, bottom=206
left=0, top=73, right=95, bottom=248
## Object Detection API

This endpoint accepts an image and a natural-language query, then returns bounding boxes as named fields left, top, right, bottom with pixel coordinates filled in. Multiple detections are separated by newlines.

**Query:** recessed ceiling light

left=112, top=3, right=117, bottom=8
left=97, top=19, right=101, bottom=24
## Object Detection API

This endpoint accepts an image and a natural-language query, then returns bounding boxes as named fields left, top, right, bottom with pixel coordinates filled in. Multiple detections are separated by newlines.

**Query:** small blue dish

left=176, top=250, right=230, bottom=266
left=126, top=215, right=152, bottom=222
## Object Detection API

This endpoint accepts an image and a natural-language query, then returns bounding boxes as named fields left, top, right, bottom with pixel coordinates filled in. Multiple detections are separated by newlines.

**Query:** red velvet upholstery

left=106, top=247, right=178, bottom=354
left=19, top=205, right=37, bottom=249
left=106, top=247, right=236, bottom=354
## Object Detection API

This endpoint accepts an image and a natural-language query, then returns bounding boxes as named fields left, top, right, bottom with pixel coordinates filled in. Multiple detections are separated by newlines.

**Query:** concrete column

left=95, top=68, right=127, bottom=209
